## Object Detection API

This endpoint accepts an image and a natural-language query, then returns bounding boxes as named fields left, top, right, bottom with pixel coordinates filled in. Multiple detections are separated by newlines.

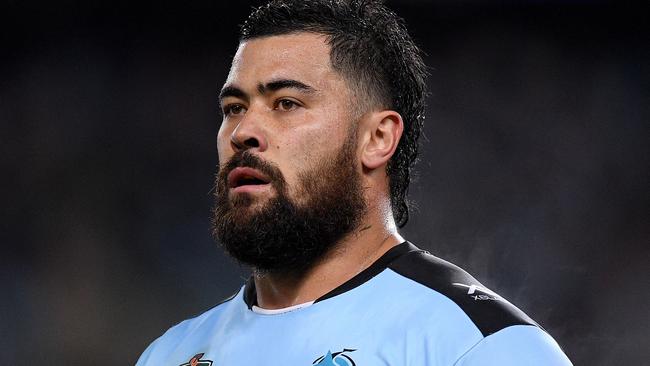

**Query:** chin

left=230, top=192, right=269, bottom=208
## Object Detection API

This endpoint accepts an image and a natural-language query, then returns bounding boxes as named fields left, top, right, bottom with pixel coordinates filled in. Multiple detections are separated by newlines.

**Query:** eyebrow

left=258, top=79, right=317, bottom=94
left=219, top=78, right=317, bottom=102
left=219, top=85, right=247, bottom=102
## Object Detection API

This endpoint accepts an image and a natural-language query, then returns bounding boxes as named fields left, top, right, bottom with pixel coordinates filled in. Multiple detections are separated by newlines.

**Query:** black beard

left=211, top=133, right=366, bottom=276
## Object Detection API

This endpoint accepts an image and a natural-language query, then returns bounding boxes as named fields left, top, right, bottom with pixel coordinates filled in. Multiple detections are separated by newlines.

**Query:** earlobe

left=361, top=110, right=404, bottom=170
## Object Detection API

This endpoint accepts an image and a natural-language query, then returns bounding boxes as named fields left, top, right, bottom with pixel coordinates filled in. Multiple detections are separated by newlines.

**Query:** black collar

left=243, top=241, right=420, bottom=309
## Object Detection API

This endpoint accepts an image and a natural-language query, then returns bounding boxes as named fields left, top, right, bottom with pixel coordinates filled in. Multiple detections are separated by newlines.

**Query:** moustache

left=217, top=151, right=285, bottom=188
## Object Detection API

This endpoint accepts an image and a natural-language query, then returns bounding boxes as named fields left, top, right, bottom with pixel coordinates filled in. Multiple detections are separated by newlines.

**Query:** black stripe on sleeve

left=389, top=242, right=539, bottom=336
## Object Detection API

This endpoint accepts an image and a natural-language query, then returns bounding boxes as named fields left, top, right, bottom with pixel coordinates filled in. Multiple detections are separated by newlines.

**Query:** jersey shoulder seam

left=451, top=324, right=546, bottom=365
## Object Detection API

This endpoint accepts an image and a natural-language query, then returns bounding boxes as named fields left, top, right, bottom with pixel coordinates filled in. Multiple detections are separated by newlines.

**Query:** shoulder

left=135, top=288, right=242, bottom=365
left=387, top=242, right=537, bottom=337
left=387, top=242, right=571, bottom=364
left=455, top=325, right=573, bottom=365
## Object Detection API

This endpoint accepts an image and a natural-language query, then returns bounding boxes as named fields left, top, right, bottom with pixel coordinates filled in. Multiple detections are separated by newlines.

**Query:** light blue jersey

left=136, top=242, right=571, bottom=365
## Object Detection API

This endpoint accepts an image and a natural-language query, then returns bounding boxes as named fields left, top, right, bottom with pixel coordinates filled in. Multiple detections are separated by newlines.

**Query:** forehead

left=226, top=32, right=340, bottom=90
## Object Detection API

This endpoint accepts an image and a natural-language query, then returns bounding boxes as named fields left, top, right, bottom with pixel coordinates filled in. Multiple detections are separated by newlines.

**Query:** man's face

left=212, top=33, right=366, bottom=273
left=217, top=33, right=356, bottom=204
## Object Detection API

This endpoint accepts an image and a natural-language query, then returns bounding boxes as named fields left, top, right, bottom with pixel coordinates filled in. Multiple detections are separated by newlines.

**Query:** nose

left=230, top=109, right=268, bottom=153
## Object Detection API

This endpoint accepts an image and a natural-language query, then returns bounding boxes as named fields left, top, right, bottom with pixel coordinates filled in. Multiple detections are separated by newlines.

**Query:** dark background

left=1, top=0, right=648, bottom=364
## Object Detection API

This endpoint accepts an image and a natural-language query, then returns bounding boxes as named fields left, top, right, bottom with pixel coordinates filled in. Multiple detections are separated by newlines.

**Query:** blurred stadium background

left=1, top=0, right=648, bottom=364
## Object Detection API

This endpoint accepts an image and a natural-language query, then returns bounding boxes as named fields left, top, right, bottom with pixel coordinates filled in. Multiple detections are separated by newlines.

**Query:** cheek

left=216, top=124, right=232, bottom=163
left=278, top=127, right=347, bottom=185
left=276, top=126, right=324, bottom=168
left=283, top=109, right=347, bottom=152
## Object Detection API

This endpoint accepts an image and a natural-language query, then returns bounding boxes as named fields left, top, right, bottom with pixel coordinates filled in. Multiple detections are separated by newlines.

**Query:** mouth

left=227, top=166, right=271, bottom=192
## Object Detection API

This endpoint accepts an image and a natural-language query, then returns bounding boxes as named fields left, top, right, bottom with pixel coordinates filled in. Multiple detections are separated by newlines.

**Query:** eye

left=223, top=104, right=246, bottom=116
left=275, top=99, right=300, bottom=112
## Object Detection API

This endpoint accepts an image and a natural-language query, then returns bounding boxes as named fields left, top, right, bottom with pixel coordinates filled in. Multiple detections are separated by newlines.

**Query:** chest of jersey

left=154, top=269, right=482, bottom=366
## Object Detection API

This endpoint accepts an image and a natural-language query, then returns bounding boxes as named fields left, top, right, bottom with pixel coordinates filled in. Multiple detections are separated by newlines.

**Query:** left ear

left=359, top=110, right=404, bottom=170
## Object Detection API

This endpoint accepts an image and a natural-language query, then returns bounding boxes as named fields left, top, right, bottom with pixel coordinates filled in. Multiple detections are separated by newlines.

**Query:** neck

left=253, top=205, right=403, bottom=310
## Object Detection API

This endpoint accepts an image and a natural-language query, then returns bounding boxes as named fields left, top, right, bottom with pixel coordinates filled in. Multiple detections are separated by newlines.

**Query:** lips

left=227, top=166, right=271, bottom=190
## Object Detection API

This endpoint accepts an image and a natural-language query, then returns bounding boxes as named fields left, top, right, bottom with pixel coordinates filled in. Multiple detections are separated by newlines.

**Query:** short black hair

left=240, top=0, right=427, bottom=227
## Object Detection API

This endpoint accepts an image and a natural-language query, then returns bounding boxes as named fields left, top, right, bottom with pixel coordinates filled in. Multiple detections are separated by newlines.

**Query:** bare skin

left=218, top=33, right=405, bottom=309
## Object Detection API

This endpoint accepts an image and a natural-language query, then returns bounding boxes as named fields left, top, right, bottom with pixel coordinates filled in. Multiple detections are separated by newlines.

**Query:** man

left=137, top=0, right=572, bottom=365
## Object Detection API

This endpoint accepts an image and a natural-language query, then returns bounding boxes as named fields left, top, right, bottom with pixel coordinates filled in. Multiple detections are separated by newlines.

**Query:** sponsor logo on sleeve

left=179, top=353, right=213, bottom=366
left=452, top=283, right=502, bottom=301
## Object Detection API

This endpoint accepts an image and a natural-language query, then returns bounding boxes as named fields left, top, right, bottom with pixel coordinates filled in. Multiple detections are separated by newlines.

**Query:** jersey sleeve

left=453, top=325, right=572, bottom=366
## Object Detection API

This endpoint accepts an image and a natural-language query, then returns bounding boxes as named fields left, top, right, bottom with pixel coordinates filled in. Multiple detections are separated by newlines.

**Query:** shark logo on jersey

left=179, top=353, right=213, bottom=366
left=312, top=349, right=357, bottom=366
